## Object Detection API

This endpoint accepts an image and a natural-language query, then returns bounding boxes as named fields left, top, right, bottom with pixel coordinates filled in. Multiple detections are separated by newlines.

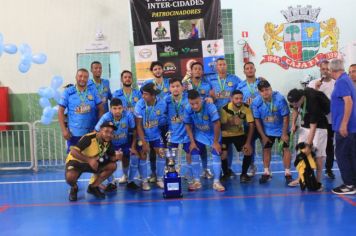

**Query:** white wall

left=1, top=0, right=355, bottom=95
left=221, top=0, right=356, bottom=94
left=0, top=0, right=131, bottom=94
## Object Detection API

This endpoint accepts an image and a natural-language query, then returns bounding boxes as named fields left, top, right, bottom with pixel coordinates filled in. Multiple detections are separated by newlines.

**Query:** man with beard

left=88, top=61, right=112, bottom=113
left=58, top=68, right=104, bottom=153
left=65, top=121, right=119, bottom=201
left=220, top=90, right=254, bottom=183
left=112, top=70, right=142, bottom=184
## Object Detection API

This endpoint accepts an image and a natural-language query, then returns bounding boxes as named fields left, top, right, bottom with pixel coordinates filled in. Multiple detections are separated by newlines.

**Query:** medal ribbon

left=217, top=76, right=227, bottom=92
left=123, top=89, right=133, bottom=107
left=92, top=79, right=104, bottom=95
left=76, top=86, right=88, bottom=104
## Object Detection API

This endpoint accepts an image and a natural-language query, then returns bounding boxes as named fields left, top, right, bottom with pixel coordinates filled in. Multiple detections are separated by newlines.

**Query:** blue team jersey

left=208, top=73, right=241, bottom=110
left=59, top=85, right=102, bottom=137
left=331, top=72, right=356, bottom=132
left=237, top=77, right=262, bottom=103
left=165, top=94, right=190, bottom=144
left=189, top=77, right=212, bottom=100
left=184, top=101, right=220, bottom=145
left=251, top=91, right=290, bottom=137
left=112, top=88, right=142, bottom=113
left=88, top=78, right=112, bottom=113
left=95, top=110, right=135, bottom=147
left=142, top=78, right=170, bottom=99
left=134, top=98, right=167, bottom=142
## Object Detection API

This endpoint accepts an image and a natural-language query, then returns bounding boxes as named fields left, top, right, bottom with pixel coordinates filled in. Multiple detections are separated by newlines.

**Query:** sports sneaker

left=142, top=181, right=151, bottom=191
left=148, top=173, right=157, bottom=183
left=127, top=181, right=140, bottom=190
left=288, top=179, right=299, bottom=187
left=248, top=164, right=257, bottom=177
left=87, top=185, right=105, bottom=199
left=201, top=169, right=213, bottom=179
left=220, top=173, right=230, bottom=182
left=240, top=174, right=252, bottom=183
left=105, top=183, right=117, bottom=192
left=259, top=174, right=272, bottom=184
left=316, top=183, right=324, bottom=192
left=213, top=182, right=225, bottom=192
left=156, top=180, right=164, bottom=189
left=117, top=174, right=128, bottom=184
left=188, top=181, right=202, bottom=191
left=332, top=184, right=356, bottom=195
left=285, top=174, right=294, bottom=185
left=69, top=184, right=78, bottom=202
left=325, top=170, right=335, bottom=179
left=227, top=168, right=237, bottom=177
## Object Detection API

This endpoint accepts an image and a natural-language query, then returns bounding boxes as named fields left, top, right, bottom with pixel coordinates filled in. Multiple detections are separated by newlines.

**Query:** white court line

left=0, top=179, right=90, bottom=185
left=0, top=168, right=339, bottom=185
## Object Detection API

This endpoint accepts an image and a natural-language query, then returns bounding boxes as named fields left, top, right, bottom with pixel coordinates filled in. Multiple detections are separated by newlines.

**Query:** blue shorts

left=113, top=144, right=130, bottom=157
left=66, top=136, right=82, bottom=153
left=137, top=139, right=164, bottom=151
left=190, top=140, right=221, bottom=155
left=170, top=142, right=190, bottom=154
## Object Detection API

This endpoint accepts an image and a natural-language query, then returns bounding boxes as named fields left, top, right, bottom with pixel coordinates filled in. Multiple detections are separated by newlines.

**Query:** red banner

left=260, top=52, right=338, bottom=69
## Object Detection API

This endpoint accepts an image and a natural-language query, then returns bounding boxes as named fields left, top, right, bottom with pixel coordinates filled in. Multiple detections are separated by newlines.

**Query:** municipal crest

left=261, top=5, right=339, bottom=69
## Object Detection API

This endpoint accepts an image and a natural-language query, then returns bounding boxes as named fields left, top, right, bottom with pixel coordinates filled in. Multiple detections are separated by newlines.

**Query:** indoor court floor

left=0, top=166, right=355, bottom=236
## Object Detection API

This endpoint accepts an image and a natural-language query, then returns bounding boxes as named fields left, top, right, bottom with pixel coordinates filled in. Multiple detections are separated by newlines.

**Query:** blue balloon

left=43, top=106, right=55, bottom=118
left=52, top=106, right=59, bottom=114
left=51, top=76, right=63, bottom=89
left=53, top=90, right=61, bottom=103
left=21, top=54, right=32, bottom=65
left=3, top=44, right=17, bottom=54
left=19, top=43, right=32, bottom=55
left=40, top=115, right=52, bottom=125
left=0, top=33, right=3, bottom=42
left=32, top=53, right=47, bottom=64
left=0, top=44, right=3, bottom=57
left=38, top=87, right=47, bottom=97
left=18, top=62, right=31, bottom=73
left=39, top=97, right=51, bottom=108
left=43, top=87, right=55, bottom=99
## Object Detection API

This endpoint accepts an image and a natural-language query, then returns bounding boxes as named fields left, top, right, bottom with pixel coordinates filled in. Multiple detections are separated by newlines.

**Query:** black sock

left=242, top=156, right=252, bottom=175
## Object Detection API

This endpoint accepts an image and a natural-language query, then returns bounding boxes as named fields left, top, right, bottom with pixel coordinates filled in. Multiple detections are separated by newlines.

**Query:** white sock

left=264, top=168, right=270, bottom=175
left=285, top=169, right=291, bottom=175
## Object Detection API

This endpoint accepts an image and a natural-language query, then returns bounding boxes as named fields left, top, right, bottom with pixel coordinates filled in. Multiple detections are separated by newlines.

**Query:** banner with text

left=130, top=0, right=223, bottom=82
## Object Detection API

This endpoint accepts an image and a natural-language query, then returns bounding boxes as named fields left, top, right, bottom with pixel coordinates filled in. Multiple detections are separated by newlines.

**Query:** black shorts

left=222, top=135, right=247, bottom=152
left=65, top=159, right=112, bottom=176
left=263, top=135, right=289, bottom=149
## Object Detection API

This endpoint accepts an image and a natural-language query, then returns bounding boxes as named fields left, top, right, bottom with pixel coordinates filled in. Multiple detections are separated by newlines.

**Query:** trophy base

left=163, top=172, right=183, bottom=199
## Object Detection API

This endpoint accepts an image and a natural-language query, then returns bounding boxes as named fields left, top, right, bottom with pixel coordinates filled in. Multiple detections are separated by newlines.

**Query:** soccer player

left=184, top=90, right=225, bottom=192
left=251, top=80, right=293, bottom=184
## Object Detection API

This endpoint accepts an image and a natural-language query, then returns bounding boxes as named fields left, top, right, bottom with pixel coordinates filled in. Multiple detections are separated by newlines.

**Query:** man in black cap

left=287, top=87, right=329, bottom=189
left=65, top=121, right=119, bottom=201
left=251, top=80, right=293, bottom=185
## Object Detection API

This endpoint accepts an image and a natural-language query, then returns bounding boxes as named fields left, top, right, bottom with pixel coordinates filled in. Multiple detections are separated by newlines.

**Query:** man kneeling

left=65, top=121, right=120, bottom=201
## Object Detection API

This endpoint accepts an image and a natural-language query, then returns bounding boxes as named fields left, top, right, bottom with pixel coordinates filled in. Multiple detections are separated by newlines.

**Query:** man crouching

left=65, top=121, right=120, bottom=201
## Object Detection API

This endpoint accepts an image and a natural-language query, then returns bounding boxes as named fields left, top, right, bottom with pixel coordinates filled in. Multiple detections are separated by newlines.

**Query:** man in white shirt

left=308, top=60, right=336, bottom=179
